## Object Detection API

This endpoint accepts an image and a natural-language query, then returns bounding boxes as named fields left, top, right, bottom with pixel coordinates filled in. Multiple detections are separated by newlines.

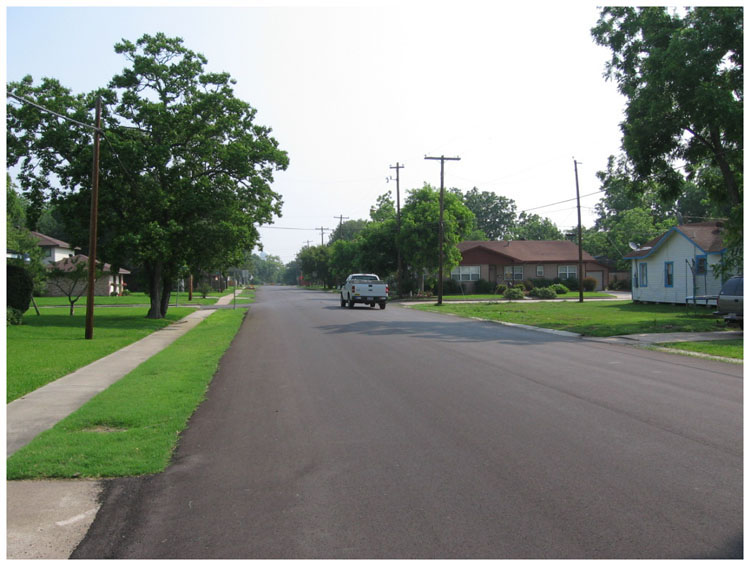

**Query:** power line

left=8, top=92, right=102, bottom=133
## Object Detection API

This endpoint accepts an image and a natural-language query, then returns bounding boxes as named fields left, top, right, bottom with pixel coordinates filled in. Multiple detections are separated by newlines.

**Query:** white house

left=31, top=231, right=78, bottom=265
left=32, top=231, right=130, bottom=296
left=624, top=222, right=732, bottom=305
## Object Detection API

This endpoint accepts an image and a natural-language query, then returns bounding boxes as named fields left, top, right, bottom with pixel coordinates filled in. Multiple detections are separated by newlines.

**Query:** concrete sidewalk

left=7, top=293, right=238, bottom=559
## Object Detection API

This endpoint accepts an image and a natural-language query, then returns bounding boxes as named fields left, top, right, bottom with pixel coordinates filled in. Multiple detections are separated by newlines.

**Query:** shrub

left=530, top=277, right=555, bottom=289
left=7, top=264, right=33, bottom=314
left=198, top=282, right=211, bottom=299
left=520, top=279, right=534, bottom=291
left=530, top=286, right=557, bottom=299
left=7, top=307, right=23, bottom=326
left=503, top=287, right=525, bottom=300
left=559, top=277, right=579, bottom=291
left=552, top=283, right=569, bottom=294
left=474, top=278, right=495, bottom=294
left=583, top=277, right=597, bottom=292
left=495, top=284, right=507, bottom=295
left=442, top=278, right=463, bottom=295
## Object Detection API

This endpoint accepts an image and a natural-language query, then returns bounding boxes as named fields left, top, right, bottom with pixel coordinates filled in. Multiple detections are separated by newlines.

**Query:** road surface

left=74, top=286, right=743, bottom=559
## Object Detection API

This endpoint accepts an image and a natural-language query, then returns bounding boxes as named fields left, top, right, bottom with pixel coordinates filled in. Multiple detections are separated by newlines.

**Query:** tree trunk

left=710, top=128, right=741, bottom=207
left=160, top=276, right=172, bottom=318
left=146, top=261, right=164, bottom=319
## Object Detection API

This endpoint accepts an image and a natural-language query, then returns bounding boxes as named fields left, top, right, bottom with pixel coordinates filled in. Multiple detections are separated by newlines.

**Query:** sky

left=5, top=0, right=629, bottom=264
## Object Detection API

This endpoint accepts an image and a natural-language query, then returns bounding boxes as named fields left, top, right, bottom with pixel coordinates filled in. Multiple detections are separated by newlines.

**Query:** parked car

left=716, top=275, right=743, bottom=328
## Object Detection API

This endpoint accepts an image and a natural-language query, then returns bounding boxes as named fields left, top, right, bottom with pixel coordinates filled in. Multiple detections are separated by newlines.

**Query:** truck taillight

left=386, top=285, right=389, bottom=295
left=351, top=285, right=355, bottom=293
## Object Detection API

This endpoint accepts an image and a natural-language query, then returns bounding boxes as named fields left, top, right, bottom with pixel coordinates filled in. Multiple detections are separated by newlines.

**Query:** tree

left=592, top=7, right=742, bottom=274
left=297, top=245, right=333, bottom=288
left=512, top=212, right=564, bottom=241
left=582, top=208, right=677, bottom=271
left=47, top=256, right=102, bottom=316
left=460, top=187, right=517, bottom=240
left=399, top=185, right=476, bottom=279
left=250, top=253, right=284, bottom=284
left=328, top=219, right=368, bottom=243
left=354, top=218, right=398, bottom=278
left=7, top=33, right=289, bottom=319
left=7, top=175, right=47, bottom=292
left=370, top=191, right=396, bottom=222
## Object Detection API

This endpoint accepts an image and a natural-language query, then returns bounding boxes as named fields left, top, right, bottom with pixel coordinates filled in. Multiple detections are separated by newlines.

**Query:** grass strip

left=410, top=300, right=726, bottom=337
left=657, top=339, right=743, bottom=360
left=7, top=307, right=195, bottom=403
left=7, top=308, right=247, bottom=479
left=33, top=293, right=217, bottom=307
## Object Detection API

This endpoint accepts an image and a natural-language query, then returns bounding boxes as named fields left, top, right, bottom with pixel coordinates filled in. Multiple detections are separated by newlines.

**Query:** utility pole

left=316, top=227, right=329, bottom=246
left=304, top=240, right=313, bottom=248
left=425, top=155, right=461, bottom=306
left=389, top=162, right=404, bottom=296
left=85, top=97, right=102, bottom=340
left=333, top=214, right=349, bottom=237
left=574, top=158, right=584, bottom=303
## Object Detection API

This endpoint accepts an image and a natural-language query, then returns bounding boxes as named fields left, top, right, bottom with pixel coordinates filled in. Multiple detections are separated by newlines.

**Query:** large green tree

left=460, top=187, right=517, bottom=240
left=7, top=33, right=289, bottom=318
left=399, top=185, right=476, bottom=278
left=512, top=212, right=564, bottom=241
left=592, top=7, right=742, bottom=273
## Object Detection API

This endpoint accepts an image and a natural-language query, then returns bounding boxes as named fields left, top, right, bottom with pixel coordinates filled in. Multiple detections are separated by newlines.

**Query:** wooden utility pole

left=574, top=158, right=584, bottom=303
left=389, top=162, right=404, bottom=296
left=316, top=227, right=329, bottom=246
left=334, top=214, right=349, bottom=230
left=424, top=155, right=461, bottom=306
left=85, top=97, right=102, bottom=340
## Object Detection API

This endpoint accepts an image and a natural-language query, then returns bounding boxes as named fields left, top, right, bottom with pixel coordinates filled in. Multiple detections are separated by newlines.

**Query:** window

left=639, top=263, right=648, bottom=287
left=536, top=265, right=544, bottom=277
left=504, top=265, right=523, bottom=280
left=695, top=256, right=707, bottom=275
left=558, top=265, right=577, bottom=279
left=664, top=262, right=674, bottom=287
left=450, top=265, right=480, bottom=281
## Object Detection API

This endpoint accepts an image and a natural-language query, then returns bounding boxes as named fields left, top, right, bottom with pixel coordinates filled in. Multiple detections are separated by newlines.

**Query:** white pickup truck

left=340, top=273, right=389, bottom=309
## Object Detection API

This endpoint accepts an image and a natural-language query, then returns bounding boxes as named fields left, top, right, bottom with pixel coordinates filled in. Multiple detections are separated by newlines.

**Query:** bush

left=520, top=279, right=534, bottom=291
left=583, top=277, right=597, bottom=292
left=198, top=282, right=211, bottom=299
left=559, top=277, right=579, bottom=291
left=530, top=286, right=557, bottom=299
left=503, top=287, right=525, bottom=300
left=530, top=277, right=555, bottom=289
left=442, top=278, right=463, bottom=295
left=474, top=278, right=495, bottom=294
left=7, top=264, right=33, bottom=314
left=552, top=283, right=569, bottom=294
left=495, top=284, right=507, bottom=295
left=7, top=307, right=23, bottom=326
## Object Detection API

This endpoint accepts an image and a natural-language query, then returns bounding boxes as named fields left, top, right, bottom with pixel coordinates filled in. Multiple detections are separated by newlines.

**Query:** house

left=32, top=232, right=130, bottom=297
left=623, top=221, right=733, bottom=305
left=455, top=240, right=610, bottom=291
left=31, top=231, right=79, bottom=265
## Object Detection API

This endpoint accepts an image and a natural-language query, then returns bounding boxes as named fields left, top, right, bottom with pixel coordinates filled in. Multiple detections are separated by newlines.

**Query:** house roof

left=623, top=222, right=726, bottom=260
left=31, top=231, right=72, bottom=249
left=458, top=240, right=598, bottom=263
left=49, top=255, right=131, bottom=275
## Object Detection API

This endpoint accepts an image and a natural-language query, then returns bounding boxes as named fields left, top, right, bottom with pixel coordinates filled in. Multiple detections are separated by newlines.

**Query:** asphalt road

left=73, top=286, right=743, bottom=559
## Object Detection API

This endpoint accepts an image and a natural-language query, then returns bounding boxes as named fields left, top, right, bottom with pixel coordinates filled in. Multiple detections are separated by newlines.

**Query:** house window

left=695, top=256, right=707, bottom=275
left=558, top=265, right=577, bottom=279
left=504, top=265, right=523, bottom=280
left=536, top=265, right=544, bottom=277
left=664, top=262, right=674, bottom=288
left=639, top=263, right=648, bottom=287
left=451, top=265, right=480, bottom=281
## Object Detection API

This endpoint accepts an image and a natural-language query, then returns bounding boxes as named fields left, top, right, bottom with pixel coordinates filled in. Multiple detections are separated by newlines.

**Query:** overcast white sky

left=5, top=1, right=628, bottom=264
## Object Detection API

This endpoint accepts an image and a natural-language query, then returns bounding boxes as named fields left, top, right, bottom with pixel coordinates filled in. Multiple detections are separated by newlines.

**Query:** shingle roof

left=31, top=231, right=72, bottom=249
left=623, top=222, right=726, bottom=259
left=49, top=255, right=130, bottom=275
left=458, top=240, right=598, bottom=263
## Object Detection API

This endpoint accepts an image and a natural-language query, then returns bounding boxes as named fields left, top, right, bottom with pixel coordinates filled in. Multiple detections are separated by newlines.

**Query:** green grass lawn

left=409, top=300, right=726, bottom=337
left=7, top=307, right=194, bottom=403
left=435, top=291, right=614, bottom=301
left=658, top=339, right=743, bottom=360
left=7, top=309, right=247, bottom=479
left=33, top=292, right=217, bottom=307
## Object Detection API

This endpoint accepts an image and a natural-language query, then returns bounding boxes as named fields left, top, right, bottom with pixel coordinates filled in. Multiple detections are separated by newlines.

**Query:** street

left=73, top=286, right=743, bottom=559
